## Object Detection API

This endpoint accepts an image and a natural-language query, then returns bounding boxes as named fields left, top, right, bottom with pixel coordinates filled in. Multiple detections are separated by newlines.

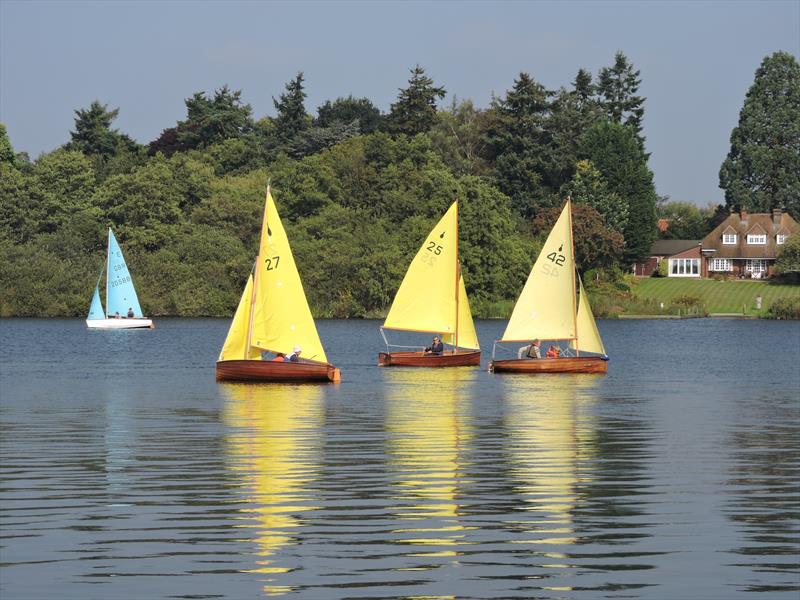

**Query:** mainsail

left=383, top=201, right=479, bottom=350
left=500, top=200, right=576, bottom=342
left=106, top=229, right=143, bottom=318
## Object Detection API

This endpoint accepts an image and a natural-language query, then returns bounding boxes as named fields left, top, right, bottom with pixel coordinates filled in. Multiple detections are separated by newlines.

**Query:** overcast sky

left=1, top=0, right=798, bottom=205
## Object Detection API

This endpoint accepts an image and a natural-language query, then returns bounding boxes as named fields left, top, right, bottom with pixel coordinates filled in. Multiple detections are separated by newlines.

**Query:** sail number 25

left=421, top=241, right=443, bottom=266
left=265, top=256, right=280, bottom=271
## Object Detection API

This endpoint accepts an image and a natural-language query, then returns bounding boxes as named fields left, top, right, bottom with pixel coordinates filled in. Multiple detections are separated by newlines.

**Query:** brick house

left=700, top=209, right=799, bottom=278
left=633, top=240, right=701, bottom=277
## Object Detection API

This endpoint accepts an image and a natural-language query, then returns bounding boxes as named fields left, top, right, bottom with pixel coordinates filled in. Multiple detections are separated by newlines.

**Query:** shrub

left=765, top=297, right=800, bottom=320
left=673, top=294, right=702, bottom=307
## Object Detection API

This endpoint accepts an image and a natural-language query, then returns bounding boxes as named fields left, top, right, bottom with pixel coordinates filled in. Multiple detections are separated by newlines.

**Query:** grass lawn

left=634, top=278, right=800, bottom=314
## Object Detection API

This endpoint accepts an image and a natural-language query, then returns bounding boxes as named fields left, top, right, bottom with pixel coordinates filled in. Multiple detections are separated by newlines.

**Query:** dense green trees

left=719, top=51, right=800, bottom=217
left=9, top=51, right=758, bottom=318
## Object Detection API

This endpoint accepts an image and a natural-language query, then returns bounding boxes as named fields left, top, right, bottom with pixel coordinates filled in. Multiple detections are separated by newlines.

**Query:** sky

left=1, top=0, right=798, bottom=206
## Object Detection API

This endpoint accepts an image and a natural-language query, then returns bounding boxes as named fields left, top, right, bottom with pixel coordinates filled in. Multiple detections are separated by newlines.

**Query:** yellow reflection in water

left=222, top=383, right=323, bottom=596
left=502, top=374, right=597, bottom=564
left=385, top=368, right=475, bottom=564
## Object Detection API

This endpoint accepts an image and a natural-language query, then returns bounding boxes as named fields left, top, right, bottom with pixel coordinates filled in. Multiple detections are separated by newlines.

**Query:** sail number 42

left=542, top=251, right=565, bottom=277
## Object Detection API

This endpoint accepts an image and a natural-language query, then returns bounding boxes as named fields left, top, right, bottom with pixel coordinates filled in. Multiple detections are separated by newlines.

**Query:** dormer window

left=722, top=233, right=737, bottom=245
left=747, top=233, right=766, bottom=245
left=777, top=234, right=788, bottom=245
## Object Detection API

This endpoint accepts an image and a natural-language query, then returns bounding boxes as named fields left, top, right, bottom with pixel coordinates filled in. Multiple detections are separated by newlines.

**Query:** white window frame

left=746, top=259, right=768, bottom=274
left=722, top=233, right=737, bottom=245
left=777, top=234, right=788, bottom=245
left=669, top=258, right=701, bottom=277
left=710, top=258, right=732, bottom=272
left=747, top=233, right=766, bottom=245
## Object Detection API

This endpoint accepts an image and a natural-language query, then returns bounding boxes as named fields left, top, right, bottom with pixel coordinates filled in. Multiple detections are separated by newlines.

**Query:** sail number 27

left=265, top=256, right=280, bottom=271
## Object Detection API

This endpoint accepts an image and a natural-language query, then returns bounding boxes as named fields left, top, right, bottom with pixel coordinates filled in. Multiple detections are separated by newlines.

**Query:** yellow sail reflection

left=502, top=375, right=597, bottom=564
left=222, top=383, right=323, bottom=595
left=385, top=368, right=474, bottom=562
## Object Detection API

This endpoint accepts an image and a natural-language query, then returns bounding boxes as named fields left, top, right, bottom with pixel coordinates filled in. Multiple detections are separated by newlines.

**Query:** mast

left=454, top=199, right=460, bottom=352
left=105, top=228, right=110, bottom=318
left=246, top=184, right=270, bottom=358
left=566, top=197, right=579, bottom=356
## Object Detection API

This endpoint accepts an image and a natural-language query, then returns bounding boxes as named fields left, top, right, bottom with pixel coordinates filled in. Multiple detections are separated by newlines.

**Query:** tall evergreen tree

left=485, top=72, right=553, bottom=217
left=579, top=121, right=657, bottom=264
left=719, top=51, right=800, bottom=219
left=67, top=101, right=134, bottom=158
left=178, top=86, right=253, bottom=150
left=0, top=124, right=15, bottom=165
left=385, top=65, right=446, bottom=136
left=597, top=52, right=646, bottom=149
left=316, top=96, right=382, bottom=134
left=274, top=72, right=310, bottom=142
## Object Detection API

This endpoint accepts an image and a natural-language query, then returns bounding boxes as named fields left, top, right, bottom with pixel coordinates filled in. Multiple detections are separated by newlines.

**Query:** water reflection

left=724, top=396, right=800, bottom=593
left=502, top=374, right=598, bottom=552
left=221, top=383, right=324, bottom=596
left=384, top=368, right=476, bottom=568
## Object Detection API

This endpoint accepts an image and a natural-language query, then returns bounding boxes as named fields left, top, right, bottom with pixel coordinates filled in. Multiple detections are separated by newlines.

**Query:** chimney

left=740, top=208, right=748, bottom=222
left=773, top=207, right=782, bottom=225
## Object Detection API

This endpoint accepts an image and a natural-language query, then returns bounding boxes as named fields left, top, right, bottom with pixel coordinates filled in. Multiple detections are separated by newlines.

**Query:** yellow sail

left=501, top=200, right=576, bottom=342
left=250, top=189, right=328, bottom=363
left=383, top=201, right=478, bottom=350
left=442, top=274, right=479, bottom=350
left=571, top=278, right=606, bottom=355
left=218, top=273, right=261, bottom=361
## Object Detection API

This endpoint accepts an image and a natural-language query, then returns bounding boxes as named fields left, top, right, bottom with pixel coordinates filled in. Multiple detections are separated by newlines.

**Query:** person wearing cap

left=424, top=336, right=444, bottom=355
left=288, top=346, right=302, bottom=362
left=518, top=339, right=541, bottom=359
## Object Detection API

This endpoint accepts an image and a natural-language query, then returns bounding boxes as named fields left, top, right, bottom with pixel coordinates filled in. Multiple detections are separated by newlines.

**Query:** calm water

left=1, top=318, right=798, bottom=599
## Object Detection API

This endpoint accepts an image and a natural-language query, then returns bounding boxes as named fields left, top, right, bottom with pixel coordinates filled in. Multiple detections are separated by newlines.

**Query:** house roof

left=649, top=239, right=700, bottom=256
left=702, top=211, right=800, bottom=259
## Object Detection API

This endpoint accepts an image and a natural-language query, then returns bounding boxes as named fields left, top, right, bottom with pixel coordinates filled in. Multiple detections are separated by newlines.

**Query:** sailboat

left=86, top=228, right=153, bottom=329
left=489, top=198, right=609, bottom=374
left=378, top=200, right=481, bottom=367
left=215, top=186, right=341, bottom=383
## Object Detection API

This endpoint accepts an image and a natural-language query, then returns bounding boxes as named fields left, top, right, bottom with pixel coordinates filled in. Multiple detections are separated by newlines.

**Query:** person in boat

left=546, top=344, right=561, bottom=358
left=287, top=346, right=302, bottom=362
left=113, top=311, right=121, bottom=319
left=126, top=307, right=134, bottom=318
left=518, top=339, right=541, bottom=359
left=271, top=353, right=286, bottom=362
left=424, top=336, right=444, bottom=355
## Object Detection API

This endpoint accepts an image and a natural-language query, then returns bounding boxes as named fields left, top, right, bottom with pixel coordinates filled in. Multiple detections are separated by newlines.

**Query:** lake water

left=1, top=318, right=798, bottom=599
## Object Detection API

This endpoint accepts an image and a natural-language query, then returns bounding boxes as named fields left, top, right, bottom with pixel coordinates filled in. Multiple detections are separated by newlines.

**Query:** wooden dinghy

left=215, top=186, right=341, bottom=384
left=215, top=359, right=340, bottom=383
left=379, top=200, right=481, bottom=368
left=490, top=356, right=608, bottom=374
left=490, top=198, right=609, bottom=376
left=378, top=349, right=481, bottom=367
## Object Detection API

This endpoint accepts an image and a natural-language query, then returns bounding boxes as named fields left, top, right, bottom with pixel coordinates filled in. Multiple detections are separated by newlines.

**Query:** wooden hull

left=86, top=318, right=153, bottom=329
left=490, top=356, right=608, bottom=374
left=215, top=359, right=341, bottom=383
left=378, top=350, right=481, bottom=367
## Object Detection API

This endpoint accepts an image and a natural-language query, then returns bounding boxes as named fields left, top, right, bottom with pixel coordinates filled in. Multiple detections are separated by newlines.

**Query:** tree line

left=0, top=51, right=797, bottom=317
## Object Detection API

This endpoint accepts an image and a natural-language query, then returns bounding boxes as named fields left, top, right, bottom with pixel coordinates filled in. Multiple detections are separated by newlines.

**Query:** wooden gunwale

left=216, top=359, right=338, bottom=382
left=490, top=356, right=608, bottom=374
left=378, top=350, right=481, bottom=367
